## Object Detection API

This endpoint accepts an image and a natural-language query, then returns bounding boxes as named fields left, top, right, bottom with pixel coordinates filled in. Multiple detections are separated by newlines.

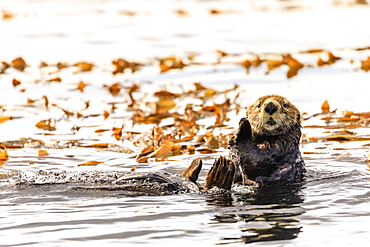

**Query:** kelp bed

left=1, top=47, right=370, bottom=173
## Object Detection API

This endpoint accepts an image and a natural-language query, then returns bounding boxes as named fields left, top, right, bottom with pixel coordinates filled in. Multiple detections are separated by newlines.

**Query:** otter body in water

left=184, top=94, right=306, bottom=189
left=229, top=94, right=305, bottom=184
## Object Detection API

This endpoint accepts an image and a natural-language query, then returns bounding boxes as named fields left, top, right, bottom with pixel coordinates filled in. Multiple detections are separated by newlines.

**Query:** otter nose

left=265, top=102, right=277, bottom=115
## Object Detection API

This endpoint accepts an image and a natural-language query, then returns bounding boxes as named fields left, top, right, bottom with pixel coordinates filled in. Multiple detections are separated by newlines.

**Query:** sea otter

left=5, top=95, right=304, bottom=195
left=183, top=94, right=305, bottom=189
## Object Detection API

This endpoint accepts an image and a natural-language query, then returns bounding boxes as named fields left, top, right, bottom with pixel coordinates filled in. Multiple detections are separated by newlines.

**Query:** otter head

left=247, top=95, right=301, bottom=136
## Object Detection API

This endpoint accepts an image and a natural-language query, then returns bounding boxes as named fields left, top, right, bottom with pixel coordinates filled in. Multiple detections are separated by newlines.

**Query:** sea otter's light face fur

left=247, top=95, right=301, bottom=136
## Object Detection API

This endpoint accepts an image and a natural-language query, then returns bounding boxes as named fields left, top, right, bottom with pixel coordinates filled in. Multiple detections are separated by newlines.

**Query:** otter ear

left=296, top=114, right=301, bottom=122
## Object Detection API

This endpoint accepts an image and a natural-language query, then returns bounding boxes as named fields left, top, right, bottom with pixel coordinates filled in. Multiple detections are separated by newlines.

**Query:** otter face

left=247, top=95, right=301, bottom=136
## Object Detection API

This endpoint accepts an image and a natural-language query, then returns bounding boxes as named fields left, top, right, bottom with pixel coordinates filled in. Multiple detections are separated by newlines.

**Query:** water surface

left=1, top=0, right=370, bottom=246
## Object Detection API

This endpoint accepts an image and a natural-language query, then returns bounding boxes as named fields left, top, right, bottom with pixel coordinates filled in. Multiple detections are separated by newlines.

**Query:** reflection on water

left=206, top=182, right=304, bottom=244
left=1, top=168, right=370, bottom=246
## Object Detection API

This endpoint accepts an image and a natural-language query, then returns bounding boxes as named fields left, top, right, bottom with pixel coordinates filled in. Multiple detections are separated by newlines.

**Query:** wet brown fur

left=183, top=95, right=306, bottom=189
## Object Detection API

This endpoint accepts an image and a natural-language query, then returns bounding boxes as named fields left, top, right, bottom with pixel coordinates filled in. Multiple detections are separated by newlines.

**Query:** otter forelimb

left=229, top=118, right=305, bottom=184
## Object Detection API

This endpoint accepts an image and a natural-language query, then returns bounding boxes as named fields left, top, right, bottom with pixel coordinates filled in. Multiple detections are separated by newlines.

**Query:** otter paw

left=205, top=156, right=235, bottom=190
left=235, top=118, right=252, bottom=143
left=181, top=157, right=202, bottom=183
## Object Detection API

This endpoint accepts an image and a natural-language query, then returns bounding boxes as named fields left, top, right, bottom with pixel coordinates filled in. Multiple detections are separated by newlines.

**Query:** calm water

left=1, top=159, right=370, bottom=246
left=1, top=0, right=370, bottom=246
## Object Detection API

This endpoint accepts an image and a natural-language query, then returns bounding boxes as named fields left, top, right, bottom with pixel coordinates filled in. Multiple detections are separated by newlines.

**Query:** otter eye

left=256, top=103, right=261, bottom=108
left=283, top=102, right=289, bottom=108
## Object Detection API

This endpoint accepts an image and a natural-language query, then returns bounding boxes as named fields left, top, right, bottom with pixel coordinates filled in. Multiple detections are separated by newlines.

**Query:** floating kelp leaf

left=136, top=156, right=149, bottom=163
left=78, top=160, right=103, bottom=166
left=76, top=112, right=84, bottom=118
left=317, top=52, right=341, bottom=66
left=205, top=88, right=217, bottom=97
left=35, top=119, right=56, bottom=131
left=266, top=59, right=283, bottom=72
left=150, top=142, right=173, bottom=157
left=240, top=59, right=252, bottom=73
left=39, top=61, right=48, bottom=68
left=337, top=116, right=360, bottom=122
left=118, top=10, right=137, bottom=16
left=170, top=136, right=194, bottom=143
left=174, top=118, right=198, bottom=135
left=0, top=147, right=9, bottom=161
left=317, top=57, right=326, bottom=67
left=27, top=98, right=36, bottom=104
left=331, top=129, right=356, bottom=135
left=1, top=62, right=10, bottom=74
left=209, top=9, right=223, bottom=15
left=74, top=61, right=94, bottom=72
left=355, top=46, right=370, bottom=51
left=159, top=57, right=186, bottom=73
left=83, top=143, right=112, bottom=148
left=11, top=57, right=27, bottom=71
left=204, top=132, right=220, bottom=147
left=75, top=81, right=86, bottom=92
left=103, top=110, right=110, bottom=120
left=0, top=116, right=15, bottom=124
left=38, top=149, right=49, bottom=156
left=132, top=115, right=162, bottom=125
left=350, top=111, right=370, bottom=118
left=300, top=48, right=325, bottom=53
left=127, top=83, right=139, bottom=107
left=132, top=111, right=169, bottom=125
left=108, top=83, right=121, bottom=96
left=56, top=62, right=68, bottom=70
left=186, top=144, right=195, bottom=154
left=321, top=100, right=330, bottom=113
left=95, top=129, right=110, bottom=133
left=84, top=100, right=90, bottom=109
left=12, top=78, right=21, bottom=87
left=52, top=105, right=74, bottom=118
left=216, top=50, right=228, bottom=62
left=174, top=9, right=189, bottom=17
left=303, top=151, right=328, bottom=155
left=156, top=99, right=176, bottom=114
left=136, top=145, right=155, bottom=163
left=216, top=50, right=228, bottom=57
left=48, top=77, right=62, bottom=83
left=198, top=101, right=229, bottom=126
left=112, top=59, right=128, bottom=75
left=2, top=11, right=14, bottom=20
left=0, top=143, right=23, bottom=148
left=283, top=54, right=304, bottom=79
left=131, top=166, right=137, bottom=171
left=251, top=56, right=264, bottom=67
left=326, top=135, right=370, bottom=142
left=135, top=141, right=182, bottom=162
left=169, top=143, right=182, bottom=155
left=42, top=95, right=49, bottom=109
left=327, top=52, right=341, bottom=64
left=194, top=82, right=207, bottom=91
left=112, top=127, right=123, bottom=140
left=197, top=147, right=216, bottom=154
left=154, top=90, right=178, bottom=99
left=360, top=56, right=370, bottom=72
left=112, top=59, right=140, bottom=75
